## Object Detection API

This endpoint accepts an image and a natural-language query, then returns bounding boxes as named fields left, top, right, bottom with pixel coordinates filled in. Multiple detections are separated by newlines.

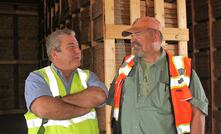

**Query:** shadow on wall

left=0, top=114, right=27, bottom=134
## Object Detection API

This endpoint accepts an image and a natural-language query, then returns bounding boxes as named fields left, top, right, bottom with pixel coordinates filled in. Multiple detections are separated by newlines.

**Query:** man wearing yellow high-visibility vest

left=24, top=28, right=108, bottom=134
left=107, top=17, right=208, bottom=134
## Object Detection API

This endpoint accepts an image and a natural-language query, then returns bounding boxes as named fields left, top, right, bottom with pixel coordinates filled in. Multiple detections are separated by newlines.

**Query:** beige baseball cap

left=122, top=16, right=161, bottom=37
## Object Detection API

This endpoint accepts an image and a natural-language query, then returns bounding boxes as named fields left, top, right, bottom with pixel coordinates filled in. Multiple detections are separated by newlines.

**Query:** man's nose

left=131, top=34, right=136, bottom=43
left=73, top=47, right=81, bottom=54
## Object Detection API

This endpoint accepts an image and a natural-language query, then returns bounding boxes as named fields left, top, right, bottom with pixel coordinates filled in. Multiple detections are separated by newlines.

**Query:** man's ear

left=153, top=31, right=161, bottom=42
left=51, top=49, right=57, bottom=60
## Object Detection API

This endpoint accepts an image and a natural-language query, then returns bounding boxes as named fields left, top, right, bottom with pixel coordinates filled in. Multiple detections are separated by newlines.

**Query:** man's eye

left=67, top=45, right=74, bottom=48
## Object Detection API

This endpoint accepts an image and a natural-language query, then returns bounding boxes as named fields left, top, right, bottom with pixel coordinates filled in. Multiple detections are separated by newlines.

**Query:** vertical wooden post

left=130, top=0, right=140, bottom=24
left=104, top=0, right=115, bottom=92
left=104, top=1, right=115, bottom=134
left=51, top=4, right=54, bottom=32
left=208, top=0, right=215, bottom=133
left=154, top=0, right=165, bottom=26
left=90, top=0, right=95, bottom=45
left=130, top=0, right=140, bottom=53
left=177, top=0, right=188, bottom=56
left=154, top=0, right=165, bottom=46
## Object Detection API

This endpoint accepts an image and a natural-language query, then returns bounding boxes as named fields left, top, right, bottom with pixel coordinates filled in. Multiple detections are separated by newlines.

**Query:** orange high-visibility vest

left=113, top=50, right=192, bottom=134
left=165, top=50, right=192, bottom=134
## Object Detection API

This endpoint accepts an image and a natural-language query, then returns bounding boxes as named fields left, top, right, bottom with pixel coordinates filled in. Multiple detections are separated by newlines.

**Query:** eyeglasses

left=37, top=119, right=48, bottom=134
left=132, top=28, right=159, bottom=36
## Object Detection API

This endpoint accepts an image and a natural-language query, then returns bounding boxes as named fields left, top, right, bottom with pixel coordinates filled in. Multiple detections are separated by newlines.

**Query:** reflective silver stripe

left=45, top=66, right=59, bottom=97
left=170, top=76, right=190, bottom=88
left=172, top=56, right=184, bottom=72
left=44, top=67, right=88, bottom=96
left=71, top=111, right=96, bottom=123
left=77, top=68, right=88, bottom=88
left=125, top=55, right=135, bottom=63
left=119, top=55, right=134, bottom=75
left=113, top=108, right=119, bottom=120
left=170, top=56, right=191, bottom=87
left=26, top=111, right=96, bottom=128
left=177, top=124, right=190, bottom=134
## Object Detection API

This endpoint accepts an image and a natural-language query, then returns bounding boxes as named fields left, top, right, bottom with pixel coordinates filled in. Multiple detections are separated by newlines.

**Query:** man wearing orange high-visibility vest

left=107, top=16, right=208, bottom=134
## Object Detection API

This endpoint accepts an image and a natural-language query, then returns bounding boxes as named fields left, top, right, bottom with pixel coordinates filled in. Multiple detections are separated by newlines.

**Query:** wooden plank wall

left=0, top=3, right=39, bottom=115
left=187, top=0, right=221, bottom=133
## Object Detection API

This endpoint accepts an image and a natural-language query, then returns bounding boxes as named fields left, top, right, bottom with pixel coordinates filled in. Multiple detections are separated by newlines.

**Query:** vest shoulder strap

left=77, top=68, right=89, bottom=89
left=44, top=66, right=60, bottom=97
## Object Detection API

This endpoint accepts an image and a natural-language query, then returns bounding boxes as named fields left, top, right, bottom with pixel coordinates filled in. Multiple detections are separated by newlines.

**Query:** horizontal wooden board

left=194, top=22, right=210, bottom=49
left=80, top=25, right=91, bottom=44
left=212, top=19, right=221, bottom=48
left=186, top=0, right=192, bottom=25
left=0, top=15, right=14, bottom=38
left=0, top=40, right=14, bottom=60
left=212, top=0, right=221, bottom=19
left=93, top=15, right=104, bottom=41
left=92, top=0, right=103, bottom=19
left=200, top=79, right=211, bottom=105
left=194, top=0, right=209, bottom=22
left=0, top=64, right=14, bottom=79
left=214, top=110, right=221, bottom=134
left=18, top=39, right=39, bottom=60
left=18, top=64, right=38, bottom=109
left=93, top=43, right=104, bottom=82
left=214, top=80, right=221, bottom=107
left=17, top=16, right=39, bottom=39
left=162, top=43, right=178, bottom=55
left=214, top=50, right=221, bottom=78
left=70, top=0, right=80, bottom=13
left=194, top=51, right=210, bottom=78
left=80, top=0, right=90, bottom=7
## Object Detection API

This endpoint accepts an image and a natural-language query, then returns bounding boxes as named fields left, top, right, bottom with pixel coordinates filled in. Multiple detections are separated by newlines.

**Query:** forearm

left=190, top=106, right=206, bottom=134
left=31, top=96, right=91, bottom=120
left=62, top=86, right=107, bottom=108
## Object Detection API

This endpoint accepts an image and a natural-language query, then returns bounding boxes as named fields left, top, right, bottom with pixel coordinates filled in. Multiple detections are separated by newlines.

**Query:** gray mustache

left=131, top=42, right=141, bottom=49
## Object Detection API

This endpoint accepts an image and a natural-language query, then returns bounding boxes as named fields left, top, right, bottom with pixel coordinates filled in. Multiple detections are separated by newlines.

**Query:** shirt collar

left=51, top=63, right=77, bottom=77
left=154, top=48, right=167, bottom=69
left=134, top=48, right=167, bottom=69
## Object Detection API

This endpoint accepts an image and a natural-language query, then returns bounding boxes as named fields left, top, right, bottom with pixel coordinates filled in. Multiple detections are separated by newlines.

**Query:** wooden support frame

left=154, top=0, right=165, bottom=26
left=105, top=24, right=189, bottom=41
left=104, top=1, right=115, bottom=133
left=190, top=0, right=214, bottom=133
left=208, top=0, right=215, bottom=133
left=130, top=0, right=140, bottom=24
left=177, top=0, right=188, bottom=56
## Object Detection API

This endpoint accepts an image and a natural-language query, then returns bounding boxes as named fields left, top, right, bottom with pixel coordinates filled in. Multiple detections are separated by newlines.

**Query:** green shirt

left=107, top=50, right=208, bottom=134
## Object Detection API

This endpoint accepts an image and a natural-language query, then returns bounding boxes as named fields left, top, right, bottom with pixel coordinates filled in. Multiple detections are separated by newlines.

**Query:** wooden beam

left=154, top=0, right=165, bottom=26
left=104, top=1, right=115, bottom=134
left=177, top=0, right=188, bottom=56
left=105, top=24, right=189, bottom=41
left=0, top=109, right=26, bottom=115
left=0, top=10, right=38, bottom=16
left=130, top=0, right=140, bottom=24
left=162, top=27, right=189, bottom=41
left=0, top=60, right=39, bottom=64
left=104, top=39, right=115, bottom=134
left=208, top=0, right=215, bottom=133
left=104, top=0, right=114, bottom=24
left=106, top=105, right=112, bottom=134
left=105, top=24, right=131, bottom=39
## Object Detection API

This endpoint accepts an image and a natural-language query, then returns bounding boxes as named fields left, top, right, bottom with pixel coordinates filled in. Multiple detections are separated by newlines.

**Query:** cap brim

left=122, top=27, right=144, bottom=37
